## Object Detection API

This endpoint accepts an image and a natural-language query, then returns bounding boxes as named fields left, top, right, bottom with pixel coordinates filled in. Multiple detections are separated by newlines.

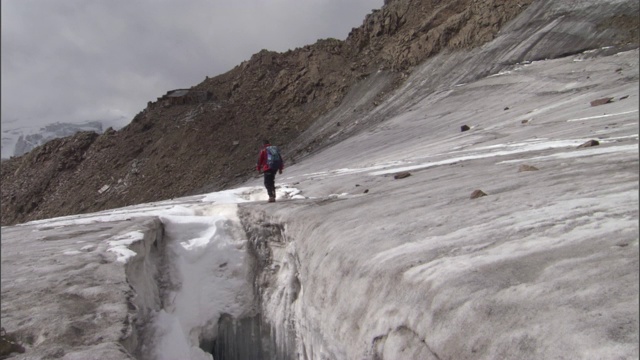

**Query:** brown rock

left=590, top=97, right=614, bottom=107
left=470, top=189, right=487, bottom=199
left=394, top=172, right=411, bottom=179
left=0, top=328, right=25, bottom=357
left=461, top=125, right=471, bottom=132
left=518, top=164, right=539, bottom=172
left=577, top=140, right=600, bottom=148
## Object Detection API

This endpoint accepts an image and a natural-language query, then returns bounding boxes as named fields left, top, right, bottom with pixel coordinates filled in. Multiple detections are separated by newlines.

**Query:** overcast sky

left=1, top=0, right=383, bottom=131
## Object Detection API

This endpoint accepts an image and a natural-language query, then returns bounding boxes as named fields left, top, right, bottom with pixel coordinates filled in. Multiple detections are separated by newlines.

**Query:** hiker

left=256, top=139, right=284, bottom=202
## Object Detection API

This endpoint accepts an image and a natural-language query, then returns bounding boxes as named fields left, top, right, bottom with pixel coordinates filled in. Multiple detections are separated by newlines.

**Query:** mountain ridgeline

left=1, top=0, right=637, bottom=225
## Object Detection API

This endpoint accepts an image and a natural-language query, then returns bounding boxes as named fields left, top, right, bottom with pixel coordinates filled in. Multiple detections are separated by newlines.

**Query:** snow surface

left=240, top=48, right=639, bottom=360
left=1, top=49, right=638, bottom=359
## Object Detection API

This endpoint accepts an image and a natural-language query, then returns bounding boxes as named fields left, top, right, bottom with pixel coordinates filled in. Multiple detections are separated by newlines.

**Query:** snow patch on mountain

left=1, top=117, right=129, bottom=159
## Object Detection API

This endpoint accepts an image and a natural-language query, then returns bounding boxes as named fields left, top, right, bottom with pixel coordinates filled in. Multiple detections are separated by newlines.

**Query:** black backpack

left=266, top=146, right=282, bottom=170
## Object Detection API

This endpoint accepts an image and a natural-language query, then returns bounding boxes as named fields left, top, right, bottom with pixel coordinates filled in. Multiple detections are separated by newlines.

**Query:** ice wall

left=239, top=207, right=301, bottom=360
left=120, top=218, right=165, bottom=357
left=0, top=216, right=164, bottom=359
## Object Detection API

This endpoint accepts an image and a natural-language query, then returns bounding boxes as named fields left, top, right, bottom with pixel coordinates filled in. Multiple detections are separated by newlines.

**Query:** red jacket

left=256, top=144, right=284, bottom=172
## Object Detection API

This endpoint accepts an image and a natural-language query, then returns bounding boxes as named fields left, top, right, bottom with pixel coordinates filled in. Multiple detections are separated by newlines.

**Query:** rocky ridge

left=1, top=0, right=637, bottom=226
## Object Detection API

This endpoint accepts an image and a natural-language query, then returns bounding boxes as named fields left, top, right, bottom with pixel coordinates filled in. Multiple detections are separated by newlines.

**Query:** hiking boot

left=268, top=197, right=276, bottom=203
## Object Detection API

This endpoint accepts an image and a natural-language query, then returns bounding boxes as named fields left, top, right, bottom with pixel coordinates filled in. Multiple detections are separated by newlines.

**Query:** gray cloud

left=1, top=0, right=382, bottom=129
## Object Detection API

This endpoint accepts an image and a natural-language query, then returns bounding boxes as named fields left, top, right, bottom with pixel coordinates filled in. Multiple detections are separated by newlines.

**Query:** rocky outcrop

left=1, top=131, right=99, bottom=222
left=1, top=0, right=638, bottom=226
left=346, top=0, right=537, bottom=70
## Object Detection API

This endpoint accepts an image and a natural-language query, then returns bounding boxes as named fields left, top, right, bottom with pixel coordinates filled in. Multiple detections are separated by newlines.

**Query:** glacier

left=1, top=0, right=639, bottom=357
left=1, top=47, right=638, bottom=359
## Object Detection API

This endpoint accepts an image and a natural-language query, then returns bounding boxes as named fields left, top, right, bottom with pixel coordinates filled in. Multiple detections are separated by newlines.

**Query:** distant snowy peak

left=16, top=122, right=104, bottom=159
left=1, top=118, right=129, bottom=159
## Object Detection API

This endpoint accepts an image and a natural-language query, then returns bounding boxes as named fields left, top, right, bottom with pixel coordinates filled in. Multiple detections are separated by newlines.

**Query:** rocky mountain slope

left=1, top=0, right=637, bottom=226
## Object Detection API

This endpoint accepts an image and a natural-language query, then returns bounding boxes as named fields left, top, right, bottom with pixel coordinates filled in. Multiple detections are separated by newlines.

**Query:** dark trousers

left=263, top=169, right=277, bottom=198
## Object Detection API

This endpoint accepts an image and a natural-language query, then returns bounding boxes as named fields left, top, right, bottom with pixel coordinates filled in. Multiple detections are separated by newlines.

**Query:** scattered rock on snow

left=590, top=97, right=614, bottom=107
left=460, top=125, right=470, bottom=132
left=577, top=140, right=600, bottom=148
left=470, top=189, right=487, bottom=199
left=619, top=95, right=629, bottom=100
left=504, top=107, right=510, bottom=110
left=394, top=172, right=411, bottom=179
left=521, top=119, right=530, bottom=124
left=518, top=164, right=539, bottom=172
left=363, top=189, right=369, bottom=193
